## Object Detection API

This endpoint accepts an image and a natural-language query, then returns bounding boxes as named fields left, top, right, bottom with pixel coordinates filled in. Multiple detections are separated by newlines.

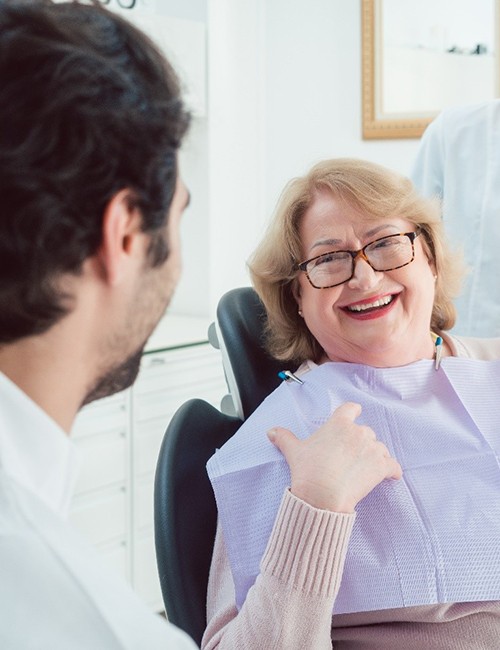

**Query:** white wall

left=155, top=0, right=206, bottom=22
left=205, top=0, right=268, bottom=312
left=119, top=0, right=425, bottom=318
left=197, top=0, right=422, bottom=318
left=263, top=0, right=421, bottom=214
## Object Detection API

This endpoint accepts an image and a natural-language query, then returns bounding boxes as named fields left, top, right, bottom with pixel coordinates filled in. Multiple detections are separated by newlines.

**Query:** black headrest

left=216, top=287, right=283, bottom=419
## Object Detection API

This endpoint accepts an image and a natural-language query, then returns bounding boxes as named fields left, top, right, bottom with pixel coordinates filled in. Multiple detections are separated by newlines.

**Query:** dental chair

left=210, top=286, right=283, bottom=419
left=154, top=286, right=283, bottom=645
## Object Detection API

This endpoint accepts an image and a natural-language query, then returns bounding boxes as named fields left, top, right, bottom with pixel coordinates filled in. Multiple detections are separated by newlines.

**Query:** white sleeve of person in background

left=411, top=100, right=500, bottom=338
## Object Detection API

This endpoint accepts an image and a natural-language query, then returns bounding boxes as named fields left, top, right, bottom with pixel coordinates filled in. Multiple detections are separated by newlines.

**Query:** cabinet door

left=69, top=487, right=128, bottom=547
left=70, top=391, right=132, bottom=581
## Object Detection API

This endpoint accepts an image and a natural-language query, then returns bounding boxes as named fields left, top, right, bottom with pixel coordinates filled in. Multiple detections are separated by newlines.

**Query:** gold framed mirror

left=362, top=0, right=500, bottom=139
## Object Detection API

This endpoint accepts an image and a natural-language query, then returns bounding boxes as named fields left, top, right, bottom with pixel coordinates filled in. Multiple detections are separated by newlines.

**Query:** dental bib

left=207, top=358, right=500, bottom=614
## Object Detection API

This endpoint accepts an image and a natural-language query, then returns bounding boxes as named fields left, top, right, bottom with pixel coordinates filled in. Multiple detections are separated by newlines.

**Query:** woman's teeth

left=347, top=295, right=393, bottom=312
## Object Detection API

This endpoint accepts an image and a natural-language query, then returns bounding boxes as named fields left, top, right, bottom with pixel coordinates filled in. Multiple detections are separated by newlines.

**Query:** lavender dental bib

left=207, top=358, right=500, bottom=614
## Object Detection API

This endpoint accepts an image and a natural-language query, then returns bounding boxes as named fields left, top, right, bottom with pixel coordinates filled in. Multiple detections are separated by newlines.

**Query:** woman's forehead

left=299, top=192, right=411, bottom=237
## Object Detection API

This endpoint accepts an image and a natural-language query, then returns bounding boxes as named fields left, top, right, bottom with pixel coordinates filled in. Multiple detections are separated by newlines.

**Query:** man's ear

left=98, top=189, right=143, bottom=286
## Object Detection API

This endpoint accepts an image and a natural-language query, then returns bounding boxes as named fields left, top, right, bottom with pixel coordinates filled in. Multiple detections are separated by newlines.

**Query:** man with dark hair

left=0, top=1, right=196, bottom=646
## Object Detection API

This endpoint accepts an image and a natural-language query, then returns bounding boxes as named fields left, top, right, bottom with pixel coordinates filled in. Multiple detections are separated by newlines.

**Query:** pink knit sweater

left=202, top=336, right=500, bottom=649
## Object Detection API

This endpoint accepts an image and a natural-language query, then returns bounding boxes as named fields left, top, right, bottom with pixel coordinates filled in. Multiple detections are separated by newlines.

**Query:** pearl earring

left=298, top=309, right=303, bottom=317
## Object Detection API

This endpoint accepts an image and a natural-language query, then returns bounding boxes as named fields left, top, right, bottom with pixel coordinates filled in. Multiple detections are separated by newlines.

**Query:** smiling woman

left=249, top=158, right=463, bottom=366
left=201, top=157, right=500, bottom=650
left=292, top=190, right=437, bottom=367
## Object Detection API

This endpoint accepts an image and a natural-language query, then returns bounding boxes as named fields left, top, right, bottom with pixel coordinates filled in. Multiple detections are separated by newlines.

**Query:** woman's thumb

left=267, top=426, right=298, bottom=461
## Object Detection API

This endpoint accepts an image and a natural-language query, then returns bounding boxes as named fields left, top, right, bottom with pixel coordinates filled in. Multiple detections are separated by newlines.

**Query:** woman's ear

left=426, top=253, right=437, bottom=278
left=420, top=228, right=437, bottom=276
left=291, top=280, right=302, bottom=311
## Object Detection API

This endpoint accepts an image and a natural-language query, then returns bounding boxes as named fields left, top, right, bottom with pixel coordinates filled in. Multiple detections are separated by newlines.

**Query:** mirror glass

left=362, top=0, right=499, bottom=138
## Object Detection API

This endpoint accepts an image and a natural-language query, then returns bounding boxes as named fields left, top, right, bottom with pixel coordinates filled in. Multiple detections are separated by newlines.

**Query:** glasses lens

left=305, top=233, right=415, bottom=288
left=365, top=234, right=413, bottom=270
left=307, top=251, right=353, bottom=288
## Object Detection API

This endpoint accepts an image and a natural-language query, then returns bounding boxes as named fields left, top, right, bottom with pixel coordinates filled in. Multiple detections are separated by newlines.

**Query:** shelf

left=144, top=314, right=212, bottom=353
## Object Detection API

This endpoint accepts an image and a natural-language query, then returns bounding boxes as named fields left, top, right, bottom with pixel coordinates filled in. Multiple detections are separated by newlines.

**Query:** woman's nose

left=347, top=255, right=382, bottom=290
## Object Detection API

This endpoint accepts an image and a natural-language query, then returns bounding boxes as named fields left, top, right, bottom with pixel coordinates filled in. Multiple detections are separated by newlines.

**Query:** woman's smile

left=341, top=293, right=398, bottom=320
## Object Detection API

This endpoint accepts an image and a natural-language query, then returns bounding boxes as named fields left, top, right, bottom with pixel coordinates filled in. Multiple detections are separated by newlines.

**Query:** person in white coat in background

left=0, top=1, right=196, bottom=647
left=411, top=99, right=500, bottom=337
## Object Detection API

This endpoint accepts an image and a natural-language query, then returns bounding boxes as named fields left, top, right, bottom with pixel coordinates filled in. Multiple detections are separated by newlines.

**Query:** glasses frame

left=297, top=230, right=421, bottom=289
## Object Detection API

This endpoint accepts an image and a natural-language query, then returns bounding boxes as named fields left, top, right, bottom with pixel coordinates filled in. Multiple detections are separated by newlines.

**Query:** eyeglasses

left=297, top=230, right=421, bottom=289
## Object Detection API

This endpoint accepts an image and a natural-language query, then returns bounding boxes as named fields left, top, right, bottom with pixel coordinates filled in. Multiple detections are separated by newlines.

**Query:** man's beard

left=82, top=348, right=144, bottom=406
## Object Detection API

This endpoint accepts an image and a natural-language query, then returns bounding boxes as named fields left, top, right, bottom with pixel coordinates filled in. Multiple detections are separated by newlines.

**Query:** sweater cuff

left=260, top=489, right=355, bottom=599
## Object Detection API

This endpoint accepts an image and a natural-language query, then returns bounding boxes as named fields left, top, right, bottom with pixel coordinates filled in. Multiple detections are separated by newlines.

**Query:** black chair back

left=216, top=287, right=283, bottom=419
left=154, top=287, right=283, bottom=644
left=154, top=398, right=242, bottom=646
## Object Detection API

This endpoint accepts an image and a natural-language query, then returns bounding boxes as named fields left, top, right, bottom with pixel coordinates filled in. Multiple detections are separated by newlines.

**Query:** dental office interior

left=71, top=0, right=499, bottom=616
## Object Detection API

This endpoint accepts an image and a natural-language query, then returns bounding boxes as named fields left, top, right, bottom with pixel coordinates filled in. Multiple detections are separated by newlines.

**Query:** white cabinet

left=69, top=336, right=227, bottom=611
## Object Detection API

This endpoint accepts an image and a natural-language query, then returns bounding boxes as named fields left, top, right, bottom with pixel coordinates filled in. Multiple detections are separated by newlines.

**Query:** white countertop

left=144, top=313, right=214, bottom=352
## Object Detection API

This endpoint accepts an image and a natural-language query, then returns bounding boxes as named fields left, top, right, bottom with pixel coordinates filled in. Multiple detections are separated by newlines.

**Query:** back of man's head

left=0, top=0, right=190, bottom=343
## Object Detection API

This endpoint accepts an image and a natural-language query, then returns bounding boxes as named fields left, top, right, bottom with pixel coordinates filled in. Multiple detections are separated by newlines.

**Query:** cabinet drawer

left=72, top=392, right=129, bottom=439
left=73, top=431, right=127, bottom=495
left=70, top=488, right=127, bottom=546
left=134, top=418, right=166, bottom=478
left=133, top=391, right=180, bottom=424
left=136, top=345, right=224, bottom=396
left=134, top=352, right=226, bottom=422
left=134, top=532, right=163, bottom=611
left=134, top=478, right=154, bottom=532
left=99, top=541, right=129, bottom=582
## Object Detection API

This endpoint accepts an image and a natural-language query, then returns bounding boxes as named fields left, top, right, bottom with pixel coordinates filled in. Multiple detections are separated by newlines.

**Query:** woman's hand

left=268, top=401, right=402, bottom=513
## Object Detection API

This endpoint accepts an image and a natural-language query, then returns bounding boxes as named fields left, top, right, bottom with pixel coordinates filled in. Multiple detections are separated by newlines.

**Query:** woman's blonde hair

left=249, top=158, right=465, bottom=364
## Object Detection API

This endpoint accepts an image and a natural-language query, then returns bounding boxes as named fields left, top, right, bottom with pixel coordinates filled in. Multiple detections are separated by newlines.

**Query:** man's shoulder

left=433, top=99, right=500, bottom=135
left=0, top=471, right=196, bottom=649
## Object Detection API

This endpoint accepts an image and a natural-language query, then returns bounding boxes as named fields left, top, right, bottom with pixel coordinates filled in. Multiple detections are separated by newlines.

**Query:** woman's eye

left=315, top=253, right=335, bottom=266
left=372, top=237, right=397, bottom=250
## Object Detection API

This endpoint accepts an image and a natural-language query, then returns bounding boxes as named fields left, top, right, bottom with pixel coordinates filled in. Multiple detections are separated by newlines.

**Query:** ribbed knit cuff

left=260, top=489, right=355, bottom=600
